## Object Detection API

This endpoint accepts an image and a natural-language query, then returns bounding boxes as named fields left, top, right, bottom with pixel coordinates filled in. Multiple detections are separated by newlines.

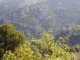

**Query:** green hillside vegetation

left=0, top=22, right=78, bottom=60
left=55, top=26, right=80, bottom=53
left=0, top=0, right=80, bottom=59
left=1, top=0, right=80, bottom=38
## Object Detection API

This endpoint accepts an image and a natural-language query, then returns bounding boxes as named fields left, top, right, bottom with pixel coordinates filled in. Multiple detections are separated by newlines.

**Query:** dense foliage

left=0, top=23, right=78, bottom=60
left=0, top=0, right=80, bottom=59
left=0, top=22, right=25, bottom=58
left=55, top=27, right=80, bottom=52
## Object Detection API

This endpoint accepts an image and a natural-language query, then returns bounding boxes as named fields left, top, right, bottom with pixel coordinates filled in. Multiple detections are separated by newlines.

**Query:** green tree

left=71, top=44, right=80, bottom=52
left=2, top=41, right=34, bottom=60
left=2, top=31, right=77, bottom=60
left=56, top=36, right=71, bottom=52
left=0, top=22, right=25, bottom=58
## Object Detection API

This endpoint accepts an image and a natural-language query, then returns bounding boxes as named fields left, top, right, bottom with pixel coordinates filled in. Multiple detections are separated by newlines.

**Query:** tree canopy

left=0, top=22, right=78, bottom=60
left=2, top=30, right=77, bottom=60
left=0, top=22, right=25, bottom=58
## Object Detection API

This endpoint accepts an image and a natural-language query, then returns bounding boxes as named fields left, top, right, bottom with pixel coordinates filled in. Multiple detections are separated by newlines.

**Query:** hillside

left=0, top=0, right=80, bottom=59
left=0, top=1, right=57, bottom=37
left=0, top=23, right=77, bottom=60
left=0, top=0, right=80, bottom=37
left=45, top=0, right=80, bottom=25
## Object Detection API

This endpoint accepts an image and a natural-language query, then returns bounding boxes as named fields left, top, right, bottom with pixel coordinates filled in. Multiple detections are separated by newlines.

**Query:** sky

left=23, top=0, right=46, bottom=5
left=0, top=0, right=2, bottom=2
left=0, top=0, right=46, bottom=3
left=0, top=0, right=47, bottom=5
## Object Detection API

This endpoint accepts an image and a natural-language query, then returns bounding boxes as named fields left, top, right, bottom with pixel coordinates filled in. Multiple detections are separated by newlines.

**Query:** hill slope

left=0, top=0, right=80, bottom=37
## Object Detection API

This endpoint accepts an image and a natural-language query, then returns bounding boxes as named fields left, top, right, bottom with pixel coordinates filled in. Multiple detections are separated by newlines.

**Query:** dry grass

left=75, top=52, right=80, bottom=60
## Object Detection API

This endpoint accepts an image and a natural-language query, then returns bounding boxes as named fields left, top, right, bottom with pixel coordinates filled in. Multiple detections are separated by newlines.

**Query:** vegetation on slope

left=0, top=22, right=78, bottom=60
